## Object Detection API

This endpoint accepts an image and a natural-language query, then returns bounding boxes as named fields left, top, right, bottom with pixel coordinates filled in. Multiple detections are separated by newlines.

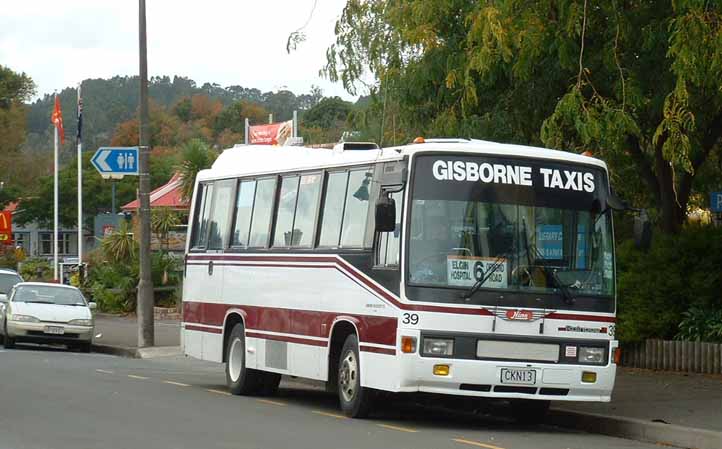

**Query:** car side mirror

left=634, top=210, right=652, bottom=250
left=375, top=195, right=396, bottom=233
left=88, top=302, right=97, bottom=310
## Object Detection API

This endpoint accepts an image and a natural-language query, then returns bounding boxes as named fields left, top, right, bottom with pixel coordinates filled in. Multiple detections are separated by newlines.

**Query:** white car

left=0, top=268, right=23, bottom=304
left=0, top=282, right=96, bottom=352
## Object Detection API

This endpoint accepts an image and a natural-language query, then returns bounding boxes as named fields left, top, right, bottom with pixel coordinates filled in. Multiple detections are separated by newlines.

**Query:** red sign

left=249, top=120, right=293, bottom=145
left=505, top=309, right=534, bottom=321
left=0, top=211, right=12, bottom=245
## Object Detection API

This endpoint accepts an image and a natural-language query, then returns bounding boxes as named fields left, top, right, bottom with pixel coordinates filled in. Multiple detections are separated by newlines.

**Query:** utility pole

left=137, top=0, right=154, bottom=347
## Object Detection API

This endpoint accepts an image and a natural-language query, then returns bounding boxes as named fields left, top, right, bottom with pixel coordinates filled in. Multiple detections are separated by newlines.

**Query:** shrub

left=616, top=224, right=722, bottom=343
left=18, top=258, right=52, bottom=281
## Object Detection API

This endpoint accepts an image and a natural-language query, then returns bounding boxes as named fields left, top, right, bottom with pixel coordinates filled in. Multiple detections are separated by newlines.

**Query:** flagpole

left=77, top=84, right=83, bottom=270
left=54, top=115, right=59, bottom=282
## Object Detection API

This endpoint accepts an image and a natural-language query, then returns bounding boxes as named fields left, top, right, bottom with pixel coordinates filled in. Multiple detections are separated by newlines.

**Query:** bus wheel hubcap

left=229, top=338, right=243, bottom=382
left=340, top=351, right=358, bottom=403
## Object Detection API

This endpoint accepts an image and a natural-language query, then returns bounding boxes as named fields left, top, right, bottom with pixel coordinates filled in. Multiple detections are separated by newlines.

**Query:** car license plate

left=500, top=368, right=536, bottom=385
left=44, top=326, right=65, bottom=335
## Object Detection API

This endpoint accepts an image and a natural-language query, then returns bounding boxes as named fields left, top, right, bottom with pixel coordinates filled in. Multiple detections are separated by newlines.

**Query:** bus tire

left=338, top=334, right=373, bottom=418
left=509, top=399, right=550, bottom=425
left=225, top=322, right=262, bottom=395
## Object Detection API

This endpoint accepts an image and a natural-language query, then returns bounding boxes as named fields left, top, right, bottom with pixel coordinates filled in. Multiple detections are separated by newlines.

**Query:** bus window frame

left=189, top=182, right=214, bottom=252
left=206, top=179, right=237, bottom=252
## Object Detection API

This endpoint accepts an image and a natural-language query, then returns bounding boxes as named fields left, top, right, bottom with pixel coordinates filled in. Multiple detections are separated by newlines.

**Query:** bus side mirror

left=634, top=209, right=652, bottom=250
left=375, top=195, right=396, bottom=233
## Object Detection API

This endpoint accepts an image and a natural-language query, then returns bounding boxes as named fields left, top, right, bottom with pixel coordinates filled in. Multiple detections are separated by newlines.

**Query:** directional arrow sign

left=91, top=147, right=139, bottom=179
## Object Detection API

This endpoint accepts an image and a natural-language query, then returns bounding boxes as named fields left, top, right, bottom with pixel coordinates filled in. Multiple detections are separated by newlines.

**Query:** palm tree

left=177, top=139, right=217, bottom=201
left=102, top=221, right=137, bottom=263
left=151, top=207, right=180, bottom=251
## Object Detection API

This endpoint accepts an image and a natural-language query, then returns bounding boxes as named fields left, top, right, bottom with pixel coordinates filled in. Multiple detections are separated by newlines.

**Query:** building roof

left=122, top=172, right=189, bottom=211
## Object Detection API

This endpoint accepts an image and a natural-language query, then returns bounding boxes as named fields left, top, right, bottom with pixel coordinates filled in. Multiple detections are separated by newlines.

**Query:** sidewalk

left=550, top=367, right=722, bottom=449
left=92, top=313, right=181, bottom=358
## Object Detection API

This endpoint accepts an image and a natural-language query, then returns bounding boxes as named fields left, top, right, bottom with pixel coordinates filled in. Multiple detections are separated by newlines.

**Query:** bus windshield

left=407, top=154, right=615, bottom=302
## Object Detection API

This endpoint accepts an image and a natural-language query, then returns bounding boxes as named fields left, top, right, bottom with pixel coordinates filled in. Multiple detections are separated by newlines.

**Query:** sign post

left=711, top=191, right=722, bottom=227
left=91, top=147, right=140, bottom=179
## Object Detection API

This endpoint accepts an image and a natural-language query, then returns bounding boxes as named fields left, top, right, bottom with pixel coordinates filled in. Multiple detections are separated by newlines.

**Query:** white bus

left=182, top=138, right=626, bottom=419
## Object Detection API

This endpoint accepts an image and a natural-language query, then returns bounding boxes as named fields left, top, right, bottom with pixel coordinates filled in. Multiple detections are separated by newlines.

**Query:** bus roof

left=199, top=139, right=608, bottom=181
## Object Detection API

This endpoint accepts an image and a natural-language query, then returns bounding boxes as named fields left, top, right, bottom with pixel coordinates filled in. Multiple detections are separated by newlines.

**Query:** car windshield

left=408, top=154, right=615, bottom=301
left=0, top=273, right=23, bottom=294
left=13, top=285, right=86, bottom=306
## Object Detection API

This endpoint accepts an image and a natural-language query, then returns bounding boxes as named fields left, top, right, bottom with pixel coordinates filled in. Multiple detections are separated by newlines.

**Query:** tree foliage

left=177, top=139, right=217, bottom=201
left=325, top=0, right=722, bottom=234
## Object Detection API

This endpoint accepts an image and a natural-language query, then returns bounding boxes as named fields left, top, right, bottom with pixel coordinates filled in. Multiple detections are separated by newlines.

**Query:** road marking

left=256, top=399, right=286, bottom=406
left=206, top=388, right=232, bottom=396
left=127, top=374, right=149, bottom=380
left=163, top=380, right=191, bottom=387
left=95, top=369, right=114, bottom=374
left=312, top=410, right=348, bottom=420
left=377, top=423, right=419, bottom=433
left=452, top=438, right=505, bottom=449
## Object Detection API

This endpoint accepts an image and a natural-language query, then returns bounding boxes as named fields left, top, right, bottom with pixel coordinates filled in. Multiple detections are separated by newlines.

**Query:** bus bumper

left=395, top=349, right=616, bottom=402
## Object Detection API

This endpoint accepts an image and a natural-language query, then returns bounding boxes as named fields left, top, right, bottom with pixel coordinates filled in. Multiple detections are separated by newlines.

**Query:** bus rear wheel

left=226, top=323, right=265, bottom=395
left=337, top=334, right=373, bottom=418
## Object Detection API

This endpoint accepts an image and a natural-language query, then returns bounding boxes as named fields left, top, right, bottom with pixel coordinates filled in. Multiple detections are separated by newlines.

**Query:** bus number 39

left=402, top=313, right=419, bottom=325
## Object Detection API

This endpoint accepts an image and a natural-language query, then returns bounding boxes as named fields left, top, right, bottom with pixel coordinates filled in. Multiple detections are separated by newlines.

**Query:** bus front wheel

left=226, top=323, right=264, bottom=395
left=338, top=334, right=374, bottom=418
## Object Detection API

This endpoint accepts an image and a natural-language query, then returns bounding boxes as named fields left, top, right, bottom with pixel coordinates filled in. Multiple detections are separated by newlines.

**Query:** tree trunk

left=655, top=147, right=684, bottom=234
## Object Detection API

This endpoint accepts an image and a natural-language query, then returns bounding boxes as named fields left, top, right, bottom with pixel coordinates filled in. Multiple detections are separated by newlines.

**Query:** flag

left=76, top=86, right=83, bottom=143
left=51, top=94, right=65, bottom=144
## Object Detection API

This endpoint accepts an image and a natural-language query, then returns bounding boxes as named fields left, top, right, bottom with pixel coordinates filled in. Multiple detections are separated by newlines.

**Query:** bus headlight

left=423, top=338, right=454, bottom=357
left=578, top=346, right=605, bottom=364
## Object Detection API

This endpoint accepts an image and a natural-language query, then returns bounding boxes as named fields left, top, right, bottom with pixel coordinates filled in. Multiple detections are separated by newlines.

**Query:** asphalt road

left=0, top=346, right=663, bottom=449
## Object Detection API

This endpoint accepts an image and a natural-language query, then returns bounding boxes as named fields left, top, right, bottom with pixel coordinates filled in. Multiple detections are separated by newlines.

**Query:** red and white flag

left=51, top=94, right=65, bottom=144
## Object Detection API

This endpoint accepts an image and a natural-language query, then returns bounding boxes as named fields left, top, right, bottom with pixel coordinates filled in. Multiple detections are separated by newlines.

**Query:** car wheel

left=225, top=322, right=264, bottom=395
left=3, top=335, right=15, bottom=349
left=338, top=334, right=374, bottom=418
left=509, top=399, right=550, bottom=425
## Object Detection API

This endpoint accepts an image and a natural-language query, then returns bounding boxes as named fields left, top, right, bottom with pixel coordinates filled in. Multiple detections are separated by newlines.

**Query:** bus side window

left=318, top=171, right=350, bottom=247
left=376, top=190, right=402, bottom=267
left=248, top=177, right=277, bottom=248
left=231, top=179, right=256, bottom=248
left=207, top=180, right=235, bottom=250
left=340, top=169, right=372, bottom=247
left=273, top=176, right=300, bottom=247
left=190, top=182, right=214, bottom=250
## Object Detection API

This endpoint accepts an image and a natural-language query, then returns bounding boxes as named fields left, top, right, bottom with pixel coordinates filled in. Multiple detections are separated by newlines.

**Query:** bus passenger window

left=191, top=183, right=214, bottom=249
left=207, top=180, right=235, bottom=250
left=273, top=176, right=300, bottom=247
left=340, top=170, right=372, bottom=247
left=293, top=174, right=322, bottom=247
left=318, top=172, right=349, bottom=247
left=231, top=180, right=256, bottom=247
left=248, top=178, right=277, bottom=247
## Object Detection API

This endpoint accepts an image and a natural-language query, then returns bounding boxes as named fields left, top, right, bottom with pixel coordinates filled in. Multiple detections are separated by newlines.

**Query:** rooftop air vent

left=332, top=141, right=380, bottom=152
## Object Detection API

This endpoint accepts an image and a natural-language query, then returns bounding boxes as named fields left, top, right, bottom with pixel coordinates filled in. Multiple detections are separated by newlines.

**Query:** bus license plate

left=45, top=326, right=65, bottom=335
left=500, top=368, right=536, bottom=385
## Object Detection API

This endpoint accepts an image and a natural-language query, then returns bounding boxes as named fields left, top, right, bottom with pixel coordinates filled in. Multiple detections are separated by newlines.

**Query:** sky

left=0, top=0, right=360, bottom=102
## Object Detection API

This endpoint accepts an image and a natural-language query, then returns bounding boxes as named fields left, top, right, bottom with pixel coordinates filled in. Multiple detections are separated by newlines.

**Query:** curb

left=91, top=344, right=182, bottom=359
left=91, top=344, right=138, bottom=358
left=549, top=408, right=722, bottom=449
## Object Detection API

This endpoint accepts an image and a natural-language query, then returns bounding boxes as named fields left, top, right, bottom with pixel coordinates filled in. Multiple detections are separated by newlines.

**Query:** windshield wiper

left=521, top=219, right=575, bottom=306
left=461, top=252, right=510, bottom=300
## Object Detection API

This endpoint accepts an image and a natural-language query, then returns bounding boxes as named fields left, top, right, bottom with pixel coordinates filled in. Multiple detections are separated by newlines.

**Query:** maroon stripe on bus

left=184, top=324, right=222, bottom=334
left=184, top=254, right=615, bottom=323
left=360, top=345, right=396, bottom=356
left=245, top=331, right=327, bottom=347
left=183, top=302, right=398, bottom=347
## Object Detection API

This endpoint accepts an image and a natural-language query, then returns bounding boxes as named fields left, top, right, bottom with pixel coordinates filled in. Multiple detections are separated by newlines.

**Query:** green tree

left=177, top=139, right=217, bottom=201
left=151, top=207, right=180, bottom=251
left=101, top=220, right=137, bottom=263
left=325, top=0, right=722, bottom=234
